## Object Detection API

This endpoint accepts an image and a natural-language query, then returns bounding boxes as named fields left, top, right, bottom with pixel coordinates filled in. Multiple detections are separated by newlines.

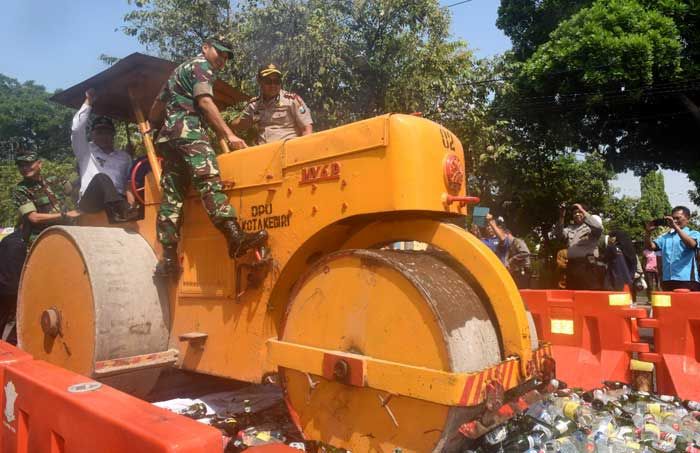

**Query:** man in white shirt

left=71, top=89, right=137, bottom=222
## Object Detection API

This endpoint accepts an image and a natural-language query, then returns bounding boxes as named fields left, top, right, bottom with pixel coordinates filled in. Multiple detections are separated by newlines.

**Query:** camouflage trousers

left=156, top=139, right=236, bottom=246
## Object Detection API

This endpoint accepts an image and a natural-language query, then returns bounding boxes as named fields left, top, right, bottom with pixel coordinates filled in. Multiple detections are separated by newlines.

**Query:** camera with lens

left=651, top=218, right=667, bottom=227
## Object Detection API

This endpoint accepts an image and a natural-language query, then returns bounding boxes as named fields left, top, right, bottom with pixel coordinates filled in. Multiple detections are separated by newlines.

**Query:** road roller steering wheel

left=130, top=157, right=162, bottom=206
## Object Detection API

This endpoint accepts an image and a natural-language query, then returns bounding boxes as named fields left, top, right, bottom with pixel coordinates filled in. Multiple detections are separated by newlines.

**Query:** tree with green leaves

left=496, top=0, right=700, bottom=189
left=637, top=170, right=672, bottom=220
left=122, top=0, right=486, bottom=130
left=0, top=74, right=75, bottom=161
left=604, top=195, right=644, bottom=241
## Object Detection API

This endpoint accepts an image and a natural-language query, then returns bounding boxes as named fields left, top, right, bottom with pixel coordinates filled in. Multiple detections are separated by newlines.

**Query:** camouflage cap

left=206, top=35, right=234, bottom=58
left=257, top=63, right=282, bottom=79
left=15, top=149, right=38, bottom=164
left=91, top=116, right=115, bottom=132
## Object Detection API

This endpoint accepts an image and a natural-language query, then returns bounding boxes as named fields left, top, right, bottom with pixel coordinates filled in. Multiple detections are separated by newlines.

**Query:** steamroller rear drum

left=280, top=249, right=503, bottom=452
left=17, top=226, right=170, bottom=397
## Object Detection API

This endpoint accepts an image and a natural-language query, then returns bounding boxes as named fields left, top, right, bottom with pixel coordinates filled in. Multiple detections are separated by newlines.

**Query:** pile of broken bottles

left=464, top=381, right=700, bottom=453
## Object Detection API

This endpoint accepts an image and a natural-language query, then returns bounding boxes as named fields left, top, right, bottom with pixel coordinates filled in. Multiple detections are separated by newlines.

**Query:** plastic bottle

left=641, top=417, right=661, bottom=442
left=500, top=433, right=543, bottom=451
left=591, top=413, right=616, bottom=437
left=657, top=394, right=683, bottom=405
left=482, top=424, right=508, bottom=446
left=608, top=437, right=642, bottom=453
left=527, top=400, right=556, bottom=426
left=650, top=439, right=677, bottom=452
left=659, top=411, right=683, bottom=431
left=680, top=414, right=700, bottom=444
left=555, top=398, right=595, bottom=427
left=683, top=400, right=700, bottom=412
left=573, top=429, right=595, bottom=452
left=550, top=417, right=578, bottom=437
left=544, top=437, right=578, bottom=453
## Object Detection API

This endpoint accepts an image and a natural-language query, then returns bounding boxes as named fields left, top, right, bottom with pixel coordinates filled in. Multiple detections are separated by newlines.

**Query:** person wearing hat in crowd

left=148, top=35, right=268, bottom=276
left=11, top=148, right=81, bottom=247
left=71, top=88, right=137, bottom=222
left=555, top=202, right=603, bottom=290
left=231, top=64, right=313, bottom=145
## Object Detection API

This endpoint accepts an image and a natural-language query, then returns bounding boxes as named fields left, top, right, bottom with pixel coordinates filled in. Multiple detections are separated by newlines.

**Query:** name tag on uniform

left=271, top=111, right=286, bottom=119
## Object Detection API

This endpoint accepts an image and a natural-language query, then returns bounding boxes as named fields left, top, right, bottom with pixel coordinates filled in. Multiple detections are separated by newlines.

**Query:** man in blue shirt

left=645, top=206, right=700, bottom=292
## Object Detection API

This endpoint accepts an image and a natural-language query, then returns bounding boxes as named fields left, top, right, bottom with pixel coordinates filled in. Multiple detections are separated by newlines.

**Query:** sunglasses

left=262, top=78, right=281, bottom=85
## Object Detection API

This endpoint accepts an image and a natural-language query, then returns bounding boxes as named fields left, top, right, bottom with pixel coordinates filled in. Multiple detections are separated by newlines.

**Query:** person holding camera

left=644, top=206, right=700, bottom=291
left=555, top=202, right=603, bottom=289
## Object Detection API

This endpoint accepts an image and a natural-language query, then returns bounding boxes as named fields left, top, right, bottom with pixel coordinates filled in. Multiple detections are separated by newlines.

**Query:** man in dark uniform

left=1, top=148, right=80, bottom=343
left=149, top=36, right=268, bottom=276
left=232, top=64, right=313, bottom=144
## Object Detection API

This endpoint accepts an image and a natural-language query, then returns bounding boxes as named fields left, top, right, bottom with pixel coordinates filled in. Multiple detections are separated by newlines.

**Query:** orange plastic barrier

left=0, top=342, right=32, bottom=448
left=0, top=341, right=31, bottom=379
left=638, top=291, right=700, bottom=400
left=0, top=355, right=223, bottom=453
left=521, top=290, right=648, bottom=390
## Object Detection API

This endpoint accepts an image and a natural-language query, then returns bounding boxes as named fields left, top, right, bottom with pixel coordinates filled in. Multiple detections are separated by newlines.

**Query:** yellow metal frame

left=268, top=339, right=548, bottom=407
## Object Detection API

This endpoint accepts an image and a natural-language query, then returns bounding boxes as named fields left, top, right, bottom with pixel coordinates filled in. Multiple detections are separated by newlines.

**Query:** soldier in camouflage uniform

left=232, top=64, right=313, bottom=145
left=149, top=36, right=268, bottom=276
left=11, top=149, right=81, bottom=247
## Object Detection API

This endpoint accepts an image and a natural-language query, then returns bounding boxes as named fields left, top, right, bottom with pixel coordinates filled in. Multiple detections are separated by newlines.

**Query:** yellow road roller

left=17, top=53, right=552, bottom=452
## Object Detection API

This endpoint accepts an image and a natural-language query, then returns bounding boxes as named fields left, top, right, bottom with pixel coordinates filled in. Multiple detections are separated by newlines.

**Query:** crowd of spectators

left=468, top=202, right=700, bottom=295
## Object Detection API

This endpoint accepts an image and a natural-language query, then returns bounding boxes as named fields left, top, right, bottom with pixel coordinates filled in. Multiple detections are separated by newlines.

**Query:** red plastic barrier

left=638, top=291, right=700, bottom=400
left=521, top=290, right=648, bottom=390
left=0, top=356, right=223, bottom=452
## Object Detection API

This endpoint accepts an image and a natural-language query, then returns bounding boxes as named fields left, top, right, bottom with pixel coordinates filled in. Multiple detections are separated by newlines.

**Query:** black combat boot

left=154, top=245, right=181, bottom=277
left=108, top=200, right=140, bottom=223
left=216, top=219, right=268, bottom=258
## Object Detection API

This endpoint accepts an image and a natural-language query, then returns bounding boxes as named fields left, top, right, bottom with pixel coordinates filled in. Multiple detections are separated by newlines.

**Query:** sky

left=1, top=0, right=696, bottom=210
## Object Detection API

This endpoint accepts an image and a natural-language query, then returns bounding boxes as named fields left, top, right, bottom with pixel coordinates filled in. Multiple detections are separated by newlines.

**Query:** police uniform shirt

left=242, top=89, right=313, bottom=145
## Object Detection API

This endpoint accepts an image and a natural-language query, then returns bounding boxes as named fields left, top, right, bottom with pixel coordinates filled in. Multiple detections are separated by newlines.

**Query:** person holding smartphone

left=555, top=202, right=603, bottom=289
left=644, top=206, right=700, bottom=291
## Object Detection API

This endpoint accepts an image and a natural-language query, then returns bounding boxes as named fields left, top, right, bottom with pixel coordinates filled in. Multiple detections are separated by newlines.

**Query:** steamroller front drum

left=280, top=249, right=503, bottom=452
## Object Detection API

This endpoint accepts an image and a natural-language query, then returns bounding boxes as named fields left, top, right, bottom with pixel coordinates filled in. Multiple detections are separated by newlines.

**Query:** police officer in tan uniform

left=232, top=64, right=313, bottom=144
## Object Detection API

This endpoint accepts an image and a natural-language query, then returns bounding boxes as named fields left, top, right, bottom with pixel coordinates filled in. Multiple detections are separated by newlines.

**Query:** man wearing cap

left=148, top=35, right=268, bottom=276
left=11, top=149, right=81, bottom=247
left=71, top=89, right=137, bottom=222
left=232, top=64, right=313, bottom=145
